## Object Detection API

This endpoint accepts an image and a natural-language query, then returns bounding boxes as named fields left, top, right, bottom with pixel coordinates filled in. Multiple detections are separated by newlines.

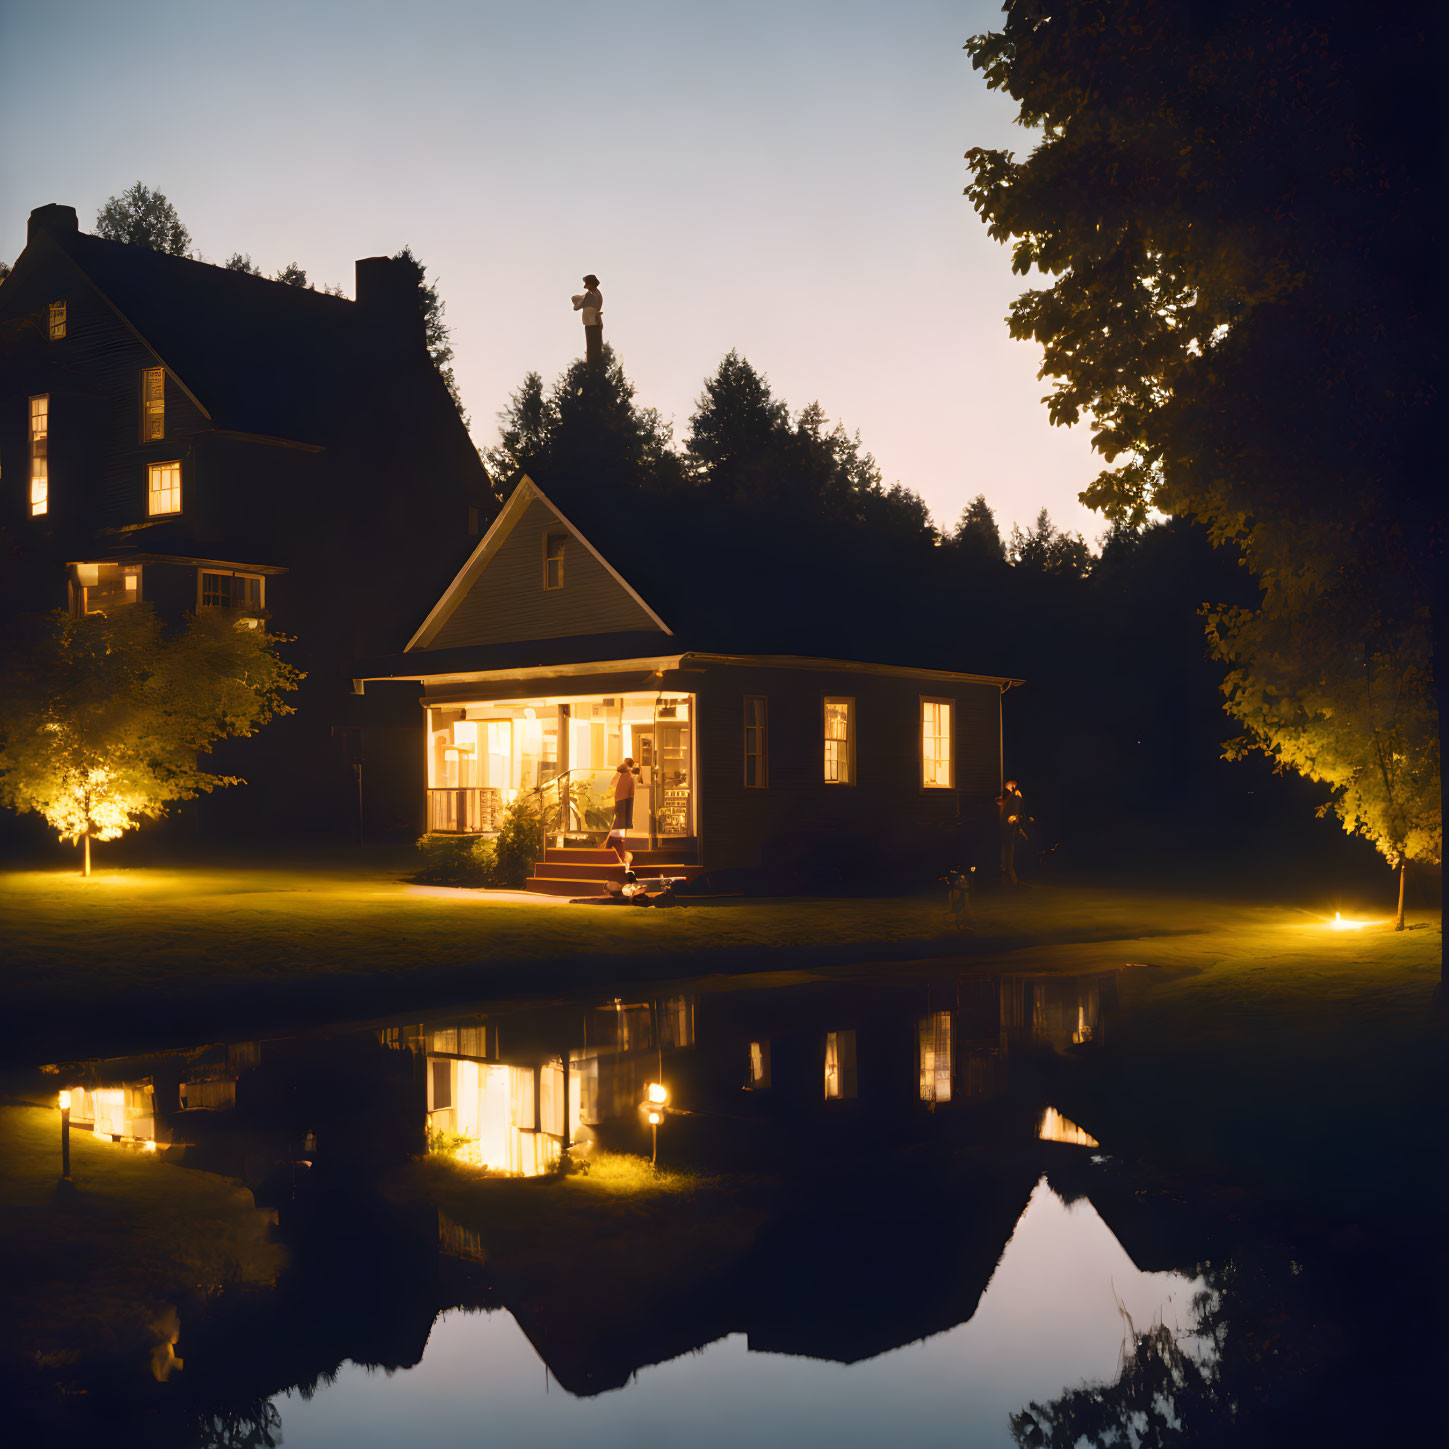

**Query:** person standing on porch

left=607, top=757, right=637, bottom=867
left=571, top=274, right=603, bottom=364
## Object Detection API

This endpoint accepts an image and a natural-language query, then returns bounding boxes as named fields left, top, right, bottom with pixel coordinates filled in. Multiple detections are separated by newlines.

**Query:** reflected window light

left=746, top=1039, right=771, bottom=1090
left=824, top=1029, right=857, bottom=1101
left=1039, top=1107, right=1100, bottom=1147
left=918, top=1011, right=953, bottom=1103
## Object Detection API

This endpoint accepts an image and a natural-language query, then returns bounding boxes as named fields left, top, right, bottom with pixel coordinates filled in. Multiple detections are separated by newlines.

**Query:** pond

left=4, top=960, right=1437, bottom=1447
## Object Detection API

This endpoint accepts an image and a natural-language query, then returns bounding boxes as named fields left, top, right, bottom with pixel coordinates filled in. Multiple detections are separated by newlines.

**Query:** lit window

left=147, top=460, right=181, bottom=515
left=49, top=301, right=67, bottom=340
left=919, top=1012, right=953, bottom=1103
left=199, top=570, right=263, bottom=611
left=141, top=367, right=165, bottom=441
left=824, top=1030, right=857, bottom=1100
left=823, top=696, right=854, bottom=784
left=543, top=532, right=565, bottom=590
left=921, top=698, right=954, bottom=788
left=744, top=695, right=768, bottom=788
left=28, top=394, right=48, bottom=515
left=74, top=563, right=142, bottom=615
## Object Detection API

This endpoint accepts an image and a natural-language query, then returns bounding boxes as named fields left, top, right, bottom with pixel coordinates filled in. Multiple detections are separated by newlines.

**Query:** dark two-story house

left=0, top=202, right=493, bottom=837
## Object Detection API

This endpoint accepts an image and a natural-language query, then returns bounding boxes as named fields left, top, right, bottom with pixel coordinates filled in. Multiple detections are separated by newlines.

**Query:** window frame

left=920, top=695, right=955, bottom=790
left=196, top=568, right=265, bottom=613
left=48, top=301, right=67, bottom=341
left=28, top=393, right=49, bottom=516
left=147, top=459, right=182, bottom=516
left=542, top=531, right=566, bottom=590
left=73, top=562, right=143, bottom=616
left=822, top=695, right=856, bottom=786
left=743, top=694, right=769, bottom=788
left=141, top=367, right=165, bottom=443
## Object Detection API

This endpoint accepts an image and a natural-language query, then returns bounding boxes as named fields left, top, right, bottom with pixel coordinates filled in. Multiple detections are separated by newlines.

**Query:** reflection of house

left=1, top=203, right=491, bottom=836
left=352, top=476, right=1022, bottom=890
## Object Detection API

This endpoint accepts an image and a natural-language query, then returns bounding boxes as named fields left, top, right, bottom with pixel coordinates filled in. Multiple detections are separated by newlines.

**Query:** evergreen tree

left=223, top=252, right=261, bottom=275
left=94, top=183, right=191, bottom=255
left=687, top=350, right=789, bottom=487
left=392, top=245, right=468, bottom=427
left=953, top=495, right=1006, bottom=561
left=1008, top=508, right=1091, bottom=579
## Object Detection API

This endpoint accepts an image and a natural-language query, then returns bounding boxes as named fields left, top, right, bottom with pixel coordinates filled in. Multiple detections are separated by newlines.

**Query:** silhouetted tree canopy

left=273, top=262, right=309, bottom=288
left=94, top=182, right=192, bottom=255
left=964, top=0, right=1441, bottom=909
left=223, top=252, right=261, bottom=275
left=392, top=244, right=467, bottom=426
left=1008, top=508, right=1090, bottom=580
left=953, top=494, right=1005, bottom=562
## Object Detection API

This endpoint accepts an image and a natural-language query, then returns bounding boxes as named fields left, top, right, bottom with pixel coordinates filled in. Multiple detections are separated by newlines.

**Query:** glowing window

left=28, top=394, right=48, bottom=515
left=922, top=698, right=954, bottom=788
left=744, top=695, right=768, bottom=788
left=199, top=570, right=263, bottom=611
left=824, top=1029, right=857, bottom=1100
left=141, top=367, right=165, bottom=442
left=543, top=532, right=566, bottom=590
left=49, top=301, right=67, bottom=340
left=147, top=460, right=181, bottom=515
left=746, top=1040, right=771, bottom=1090
left=823, top=697, right=854, bottom=784
left=75, top=562, right=141, bottom=615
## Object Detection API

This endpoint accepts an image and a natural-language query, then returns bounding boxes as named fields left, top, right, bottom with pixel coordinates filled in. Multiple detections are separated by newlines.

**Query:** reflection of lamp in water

left=58, top=1089, right=72, bottom=1181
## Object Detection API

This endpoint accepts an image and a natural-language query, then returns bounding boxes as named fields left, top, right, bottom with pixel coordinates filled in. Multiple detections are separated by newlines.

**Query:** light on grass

left=1328, top=912, right=1373, bottom=931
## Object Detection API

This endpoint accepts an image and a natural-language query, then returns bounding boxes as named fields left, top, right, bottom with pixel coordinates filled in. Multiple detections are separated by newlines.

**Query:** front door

left=639, top=721, right=692, bottom=844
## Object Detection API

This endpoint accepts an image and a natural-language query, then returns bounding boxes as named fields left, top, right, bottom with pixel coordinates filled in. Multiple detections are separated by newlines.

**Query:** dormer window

left=48, top=302, right=66, bottom=340
left=147, top=460, right=181, bottom=516
left=28, top=394, right=48, bottom=516
left=543, top=532, right=566, bottom=590
left=141, top=367, right=165, bottom=441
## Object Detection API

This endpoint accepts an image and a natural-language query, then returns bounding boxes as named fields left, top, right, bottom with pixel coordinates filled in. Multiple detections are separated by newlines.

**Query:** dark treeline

left=481, top=346, right=1383, bottom=892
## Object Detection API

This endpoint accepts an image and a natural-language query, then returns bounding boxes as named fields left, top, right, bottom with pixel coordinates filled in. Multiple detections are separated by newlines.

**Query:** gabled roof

left=406, top=475, right=672, bottom=650
left=32, top=227, right=411, bottom=444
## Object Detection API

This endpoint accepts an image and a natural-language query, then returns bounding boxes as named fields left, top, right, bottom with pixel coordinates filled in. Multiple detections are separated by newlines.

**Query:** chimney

left=354, top=256, right=424, bottom=349
left=29, top=204, right=79, bottom=243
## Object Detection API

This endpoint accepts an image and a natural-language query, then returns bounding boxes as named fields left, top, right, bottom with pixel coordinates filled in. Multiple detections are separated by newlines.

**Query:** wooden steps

left=525, top=843, right=702, bottom=897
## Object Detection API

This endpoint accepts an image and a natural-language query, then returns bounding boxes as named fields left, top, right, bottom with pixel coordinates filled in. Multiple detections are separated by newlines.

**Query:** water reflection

left=9, top=963, right=1350, bottom=1447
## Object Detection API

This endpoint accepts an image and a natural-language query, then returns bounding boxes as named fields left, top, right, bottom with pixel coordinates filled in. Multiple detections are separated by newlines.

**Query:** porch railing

left=427, top=787, right=503, bottom=834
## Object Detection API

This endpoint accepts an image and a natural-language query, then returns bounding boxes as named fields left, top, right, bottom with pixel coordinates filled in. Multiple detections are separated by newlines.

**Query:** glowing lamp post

left=58, top=1089, right=72, bottom=1181
left=643, top=1082, right=668, bottom=1166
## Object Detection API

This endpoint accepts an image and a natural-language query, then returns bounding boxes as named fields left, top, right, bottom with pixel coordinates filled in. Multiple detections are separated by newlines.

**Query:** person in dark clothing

left=998, top=778, right=1029, bottom=885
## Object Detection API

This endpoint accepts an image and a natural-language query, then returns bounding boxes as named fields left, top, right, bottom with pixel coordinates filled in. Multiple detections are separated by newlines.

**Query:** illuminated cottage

left=352, top=474, right=1022, bottom=890
left=0, top=202, right=491, bottom=834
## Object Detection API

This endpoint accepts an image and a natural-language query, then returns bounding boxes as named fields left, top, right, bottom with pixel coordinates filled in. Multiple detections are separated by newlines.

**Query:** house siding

left=695, top=662, right=1003, bottom=874
left=427, top=497, right=663, bottom=650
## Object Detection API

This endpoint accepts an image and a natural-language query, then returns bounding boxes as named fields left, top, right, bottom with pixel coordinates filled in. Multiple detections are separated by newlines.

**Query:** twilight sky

left=0, top=0, right=1104, bottom=541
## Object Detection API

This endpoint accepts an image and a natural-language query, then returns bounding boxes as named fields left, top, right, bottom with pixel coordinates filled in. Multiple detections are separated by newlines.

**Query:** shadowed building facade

left=0, top=203, right=493, bottom=838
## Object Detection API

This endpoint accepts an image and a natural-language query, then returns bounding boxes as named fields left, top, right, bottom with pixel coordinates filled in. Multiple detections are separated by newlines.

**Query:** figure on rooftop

left=571, top=273, right=602, bottom=364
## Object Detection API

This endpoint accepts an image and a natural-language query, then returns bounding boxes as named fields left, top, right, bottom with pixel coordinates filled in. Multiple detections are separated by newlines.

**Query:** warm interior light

left=646, top=1082, right=668, bottom=1105
left=141, top=1139, right=158, bottom=1153
left=1039, top=1107, right=1099, bottom=1147
left=58, top=1089, right=71, bottom=1110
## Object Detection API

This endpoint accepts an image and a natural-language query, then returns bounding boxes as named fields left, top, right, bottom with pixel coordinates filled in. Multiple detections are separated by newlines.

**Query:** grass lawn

left=0, top=1103, right=284, bottom=1382
left=0, top=850, right=1340, bottom=1061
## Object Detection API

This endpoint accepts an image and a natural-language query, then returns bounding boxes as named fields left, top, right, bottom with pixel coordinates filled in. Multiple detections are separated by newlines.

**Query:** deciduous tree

left=0, top=607, right=300, bottom=875
left=94, top=183, right=191, bottom=255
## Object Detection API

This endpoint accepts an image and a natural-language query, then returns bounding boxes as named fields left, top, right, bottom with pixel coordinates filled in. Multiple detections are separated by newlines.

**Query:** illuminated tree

left=0, top=607, right=300, bottom=875
left=94, top=182, right=192, bottom=255
left=963, top=2, right=1441, bottom=930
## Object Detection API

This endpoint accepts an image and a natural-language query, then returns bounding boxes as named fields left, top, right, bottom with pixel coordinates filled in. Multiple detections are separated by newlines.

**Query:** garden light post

left=59, top=1089, right=71, bottom=1180
left=644, top=1082, right=668, bottom=1167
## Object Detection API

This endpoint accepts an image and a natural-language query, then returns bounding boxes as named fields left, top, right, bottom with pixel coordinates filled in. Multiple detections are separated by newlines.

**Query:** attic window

left=48, top=302, right=66, bottom=340
left=147, top=460, right=181, bottom=516
left=141, top=367, right=165, bottom=442
left=543, top=532, right=566, bottom=590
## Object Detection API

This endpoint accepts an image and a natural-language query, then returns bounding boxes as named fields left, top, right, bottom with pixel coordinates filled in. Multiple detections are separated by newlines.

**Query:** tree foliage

left=953, top=494, right=1006, bottom=562
left=1008, top=508, right=1091, bottom=579
left=0, top=607, right=300, bottom=872
left=273, top=262, right=309, bottom=288
left=94, top=183, right=192, bottom=255
left=963, top=1, right=1440, bottom=881
left=392, top=245, right=468, bottom=426
left=223, top=252, right=261, bottom=275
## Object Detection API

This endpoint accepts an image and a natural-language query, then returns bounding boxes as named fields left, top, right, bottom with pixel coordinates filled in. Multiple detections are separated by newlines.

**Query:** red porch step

left=525, top=843, right=701, bottom=897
